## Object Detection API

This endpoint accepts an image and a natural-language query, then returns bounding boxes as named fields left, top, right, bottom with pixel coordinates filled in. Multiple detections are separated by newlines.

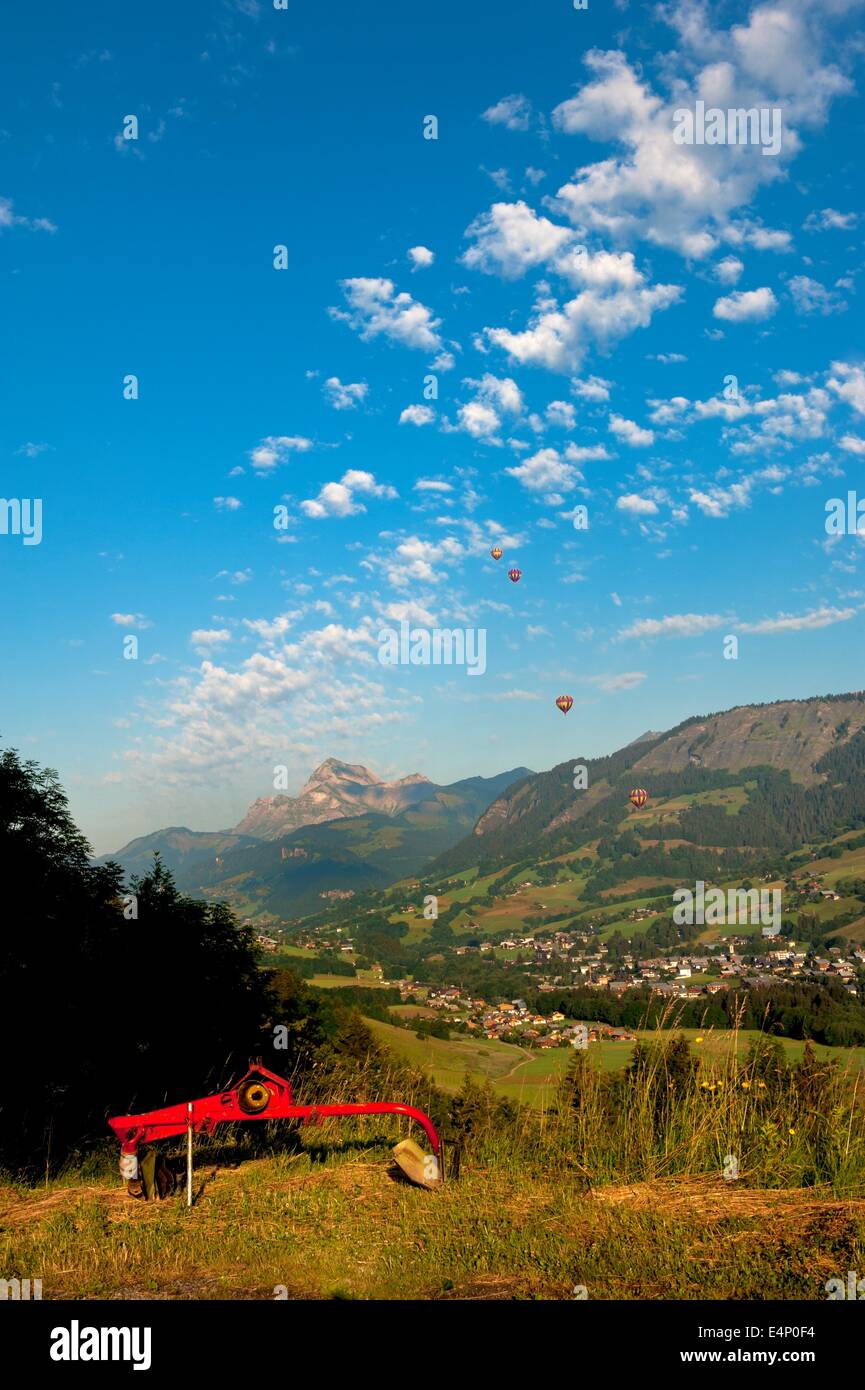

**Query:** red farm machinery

left=108, top=1060, right=445, bottom=1200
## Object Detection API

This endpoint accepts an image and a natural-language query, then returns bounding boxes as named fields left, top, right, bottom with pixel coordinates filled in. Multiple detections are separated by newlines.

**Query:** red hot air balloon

left=629, top=788, right=648, bottom=810
left=508, top=567, right=522, bottom=583
left=556, top=695, right=573, bottom=715
left=490, top=546, right=503, bottom=561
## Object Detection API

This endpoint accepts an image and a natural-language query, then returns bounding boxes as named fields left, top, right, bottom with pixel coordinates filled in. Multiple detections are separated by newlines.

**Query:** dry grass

left=4, top=1023, right=865, bottom=1301
left=2, top=1146, right=864, bottom=1301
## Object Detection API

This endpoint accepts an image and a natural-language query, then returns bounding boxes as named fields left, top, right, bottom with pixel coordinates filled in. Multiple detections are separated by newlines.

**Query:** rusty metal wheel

left=236, top=1079, right=270, bottom=1114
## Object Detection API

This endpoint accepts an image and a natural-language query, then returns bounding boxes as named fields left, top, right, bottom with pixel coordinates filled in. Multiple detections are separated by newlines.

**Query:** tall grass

left=451, top=1016, right=865, bottom=1196
left=186, top=1012, right=865, bottom=1198
left=3, top=1016, right=865, bottom=1299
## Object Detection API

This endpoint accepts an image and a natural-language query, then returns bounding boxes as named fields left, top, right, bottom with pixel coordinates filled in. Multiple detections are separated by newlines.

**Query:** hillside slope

left=432, top=693, right=865, bottom=877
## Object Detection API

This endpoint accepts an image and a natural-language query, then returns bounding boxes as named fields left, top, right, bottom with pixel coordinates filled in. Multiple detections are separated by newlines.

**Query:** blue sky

left=2, top=0, right=865, bottom=853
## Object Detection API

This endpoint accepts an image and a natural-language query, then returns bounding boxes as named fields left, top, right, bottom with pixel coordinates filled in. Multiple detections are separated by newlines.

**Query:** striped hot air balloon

left=556, top=695, right=574, bottom=715
left=629, top=788, right=648, bottom=809
left=490, top=546, right=503, bottom=561
left=508, top=567, right=522, bottom=583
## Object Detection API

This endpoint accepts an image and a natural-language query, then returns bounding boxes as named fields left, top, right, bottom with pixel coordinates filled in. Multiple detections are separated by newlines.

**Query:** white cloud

left=191, top=628, right=232, bottom=650
left=399, top=404, right=436, bottom=426
left=609, top=414, right=654, bottom=447
left=119, top=614, right=401, bottom=788
left=462, top=201, right=681, bottom=372
left=788, top=275, right=846, bottom=316
left=462, top=200, right=573, bottom=279
left=738, top=606, right=855, bottom=634
left=481, top=93, right=532, bottom=131
left=110, top=613, right=151, bottom=629
left=242, top=612, right=301, bottom=645
left=217, top=568, right=253, bottom=586
left=383, top=599, right=437, bottom=626
left=250, top=435, right=313, bottom=472
left=408, top=245, right=435, bottom=270
left=466, top=373, right=524, bottom=415
left=323, top=376, right=368, bottom=410
left=463, top=203, right=663, bottom=300
left=617, top=613, right=725, bottom=640
left=713, top=287, right=778, bottom=323
left=839, top=434, right=865, bottom=455
left=688, top=486, right=749, bottom=518
left=616, top=493, right=658, bottom=515
left=383, top=533, right=467, bottom=587
left=0, top=195, right=57, bottom=233
left=506, top=446, right=581, bottom=496
left=565, top=443, right=611, bottom=461
left=301, top=470, right=397, bottom=519
left=430, top=350, right=456, bottom=372
left=452, top=373, right=524, bottom=440
left=714, top=256, right=744, bottom=284
left=572, top=374, right=612, bottom=401
left=546, top=400, right=576, bottom=429
left=482, top=166, right=512, bottom=193
left=414, top=478, right=453, bottom=492
left=804, top=207, right=857, bottom=232
left=330, top=277, right=442, bottom=351
left=482, top=278, right=681, bottom=373
left=591, top=671, right=647, bottom=692
left=647, top=381, right=833, bottom=454
left=828, top=362, right=865, bottom=416
left=213, top=496, right=242, bottom=511
left=457, top=400, right=502, bottom=439
left=548, top=7, right=852, bottom=261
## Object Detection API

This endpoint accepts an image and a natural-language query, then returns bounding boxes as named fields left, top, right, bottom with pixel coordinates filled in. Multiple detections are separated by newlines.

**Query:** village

left=243, top=861, right=865, bottom=1057
left=259, top=909, right=865, bottom=1049
left=416, top=987, right=637, bottom=1047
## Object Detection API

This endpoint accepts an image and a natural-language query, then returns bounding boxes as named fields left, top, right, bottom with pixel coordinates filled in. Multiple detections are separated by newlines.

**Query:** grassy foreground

left=2, top=1141, right=864, bottom=1300
left=3, top=1027, right=865, bottom=1301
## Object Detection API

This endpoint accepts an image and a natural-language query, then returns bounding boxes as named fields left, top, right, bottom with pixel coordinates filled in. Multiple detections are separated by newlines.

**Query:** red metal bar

left=108, top=1065, right=441, bottom=1157
left=290, top=1103, right=440, bottom=1154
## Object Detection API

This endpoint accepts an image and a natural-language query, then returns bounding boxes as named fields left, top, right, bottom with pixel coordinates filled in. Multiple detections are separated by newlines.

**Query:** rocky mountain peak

left=233, top=758, right=435, bottom=840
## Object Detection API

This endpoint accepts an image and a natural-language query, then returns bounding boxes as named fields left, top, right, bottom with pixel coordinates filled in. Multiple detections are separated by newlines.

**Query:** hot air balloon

left=556, top=695, right=573, bottom=715
left=629, top=788, right=648, bottom=810
left=508, top=567, right=522, bottom=583
left=490, top=546, right=503, bottom=561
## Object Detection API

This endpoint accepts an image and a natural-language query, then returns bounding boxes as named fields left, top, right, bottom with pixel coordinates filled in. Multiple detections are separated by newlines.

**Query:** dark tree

left=0, top=747, right=273, bottom=1174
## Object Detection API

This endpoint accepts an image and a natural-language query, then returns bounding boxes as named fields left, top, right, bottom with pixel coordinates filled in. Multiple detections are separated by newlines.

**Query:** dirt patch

left=435, top=1274, right=531, bottom=1300
left=593, top=1176, right=865, bottom=1224
left=0, top=1184, right=118, bottom=1227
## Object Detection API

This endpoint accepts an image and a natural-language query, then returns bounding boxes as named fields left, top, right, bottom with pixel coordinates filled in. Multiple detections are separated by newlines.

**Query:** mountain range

left=234, top=759, right=442, bottom=838
left=104, top=693, right=865, bottom=931
left=102, top=759, right=532, bottom=918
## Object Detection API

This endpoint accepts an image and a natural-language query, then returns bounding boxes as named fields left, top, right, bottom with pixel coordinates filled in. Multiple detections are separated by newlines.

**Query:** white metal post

left=186, top=1102, right=193, bottom=1208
